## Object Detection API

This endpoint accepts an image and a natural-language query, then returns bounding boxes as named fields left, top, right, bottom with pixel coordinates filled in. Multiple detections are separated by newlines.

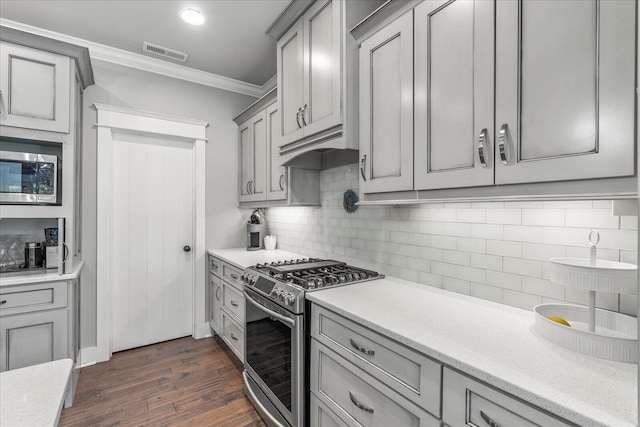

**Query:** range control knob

left=284, top=293, right=295, bottom=306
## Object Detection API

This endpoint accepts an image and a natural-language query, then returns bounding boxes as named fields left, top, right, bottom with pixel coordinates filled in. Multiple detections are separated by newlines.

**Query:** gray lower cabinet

left=310, top=303, right=574, bottom=427
left=208, top=254, right=245, bottom=362
left=0, top=279, right=79, bottom=406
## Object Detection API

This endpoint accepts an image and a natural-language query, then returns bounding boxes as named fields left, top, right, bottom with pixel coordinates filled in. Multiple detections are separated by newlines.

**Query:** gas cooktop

left=241, top=258, right=384, bottom=314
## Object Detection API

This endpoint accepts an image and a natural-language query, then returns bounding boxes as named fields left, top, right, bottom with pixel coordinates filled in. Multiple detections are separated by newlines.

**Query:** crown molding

left=0, top=18, right=264, bottom=98
left=261, top=74, right=277, bottom=93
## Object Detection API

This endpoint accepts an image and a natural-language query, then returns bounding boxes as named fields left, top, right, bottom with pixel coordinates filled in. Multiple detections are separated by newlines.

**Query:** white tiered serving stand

left=533, top=231, right=638, bottom=363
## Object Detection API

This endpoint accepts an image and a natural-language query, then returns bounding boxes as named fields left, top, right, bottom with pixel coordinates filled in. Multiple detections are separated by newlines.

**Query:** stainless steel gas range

left=241, top=258, right=383, bottom=427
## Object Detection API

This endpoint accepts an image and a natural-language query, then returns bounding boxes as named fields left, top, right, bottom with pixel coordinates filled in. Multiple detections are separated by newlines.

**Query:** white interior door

left=111, top=132, right=194, bottom=352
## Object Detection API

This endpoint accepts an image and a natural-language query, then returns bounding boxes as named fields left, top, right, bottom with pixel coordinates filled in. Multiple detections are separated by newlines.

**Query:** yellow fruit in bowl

left=546, top=315, right=571, bottom=327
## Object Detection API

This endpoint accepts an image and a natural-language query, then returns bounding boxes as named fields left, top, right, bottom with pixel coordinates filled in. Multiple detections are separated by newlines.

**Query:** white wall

left=268, top=164, right=638, bottom=316
left=80, top=59, right=256, bottom=349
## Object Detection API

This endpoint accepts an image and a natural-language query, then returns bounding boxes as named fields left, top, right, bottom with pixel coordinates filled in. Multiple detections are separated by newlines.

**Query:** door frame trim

left=93, top=103, right=208, bottom=363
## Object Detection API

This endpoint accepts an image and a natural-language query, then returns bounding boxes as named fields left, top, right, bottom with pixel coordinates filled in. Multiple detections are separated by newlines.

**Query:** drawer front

left=209, top=256, right=221, bottom=276
left=312, top=305, right=441, bottom=416
left=222, top=312, right=244, bottom=361
left=223, top=281, right=245, bottom=323
left=0, top=281, right=67, bottom=316
left=310, top=392, right=352, bottom=427
left=442, top=368, right=573, bottom=427
left=311, top=339, right=440, bottom=427
left=221, top=262, right=243, bottom=288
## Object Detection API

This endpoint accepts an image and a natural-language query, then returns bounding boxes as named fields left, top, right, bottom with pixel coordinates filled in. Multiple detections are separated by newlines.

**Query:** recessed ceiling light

left=181, top=9, right=205, bottom=26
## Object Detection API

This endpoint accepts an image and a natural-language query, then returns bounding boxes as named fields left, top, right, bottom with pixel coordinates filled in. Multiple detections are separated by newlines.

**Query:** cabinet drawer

left=221, top=262, right=243, bottom=288
left=222, top=312, right=244, bottom=361
left=312, top=305, right=441, bottom=417
left=310, top=392, right=351, bottom=427
left=311, top=339, right=439, bottom=427
left=223, top=282, right=244, bottom=323
left=0, top=281, right=68, bottom=316
left=209, top=256, right=221, bottom=275
left=442, top=367, right=573, bottom=427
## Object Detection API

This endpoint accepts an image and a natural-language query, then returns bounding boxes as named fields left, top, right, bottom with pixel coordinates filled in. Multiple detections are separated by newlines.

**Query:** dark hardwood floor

left=60, top=336, right=266, bottom=426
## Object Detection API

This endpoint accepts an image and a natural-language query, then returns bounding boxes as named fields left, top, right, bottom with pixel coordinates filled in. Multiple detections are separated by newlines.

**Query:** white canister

left=264, top=235, right=277, bottom=250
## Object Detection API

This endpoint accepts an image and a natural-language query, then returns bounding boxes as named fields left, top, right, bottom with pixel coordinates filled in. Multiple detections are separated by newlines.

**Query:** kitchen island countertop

left=0, top=358, right=73, bottom=426
left=307, top=277, right=637, bottom=427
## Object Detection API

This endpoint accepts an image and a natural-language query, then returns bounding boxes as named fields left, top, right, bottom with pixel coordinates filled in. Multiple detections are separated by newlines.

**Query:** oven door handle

left=243, top=290, right=295, bottom=327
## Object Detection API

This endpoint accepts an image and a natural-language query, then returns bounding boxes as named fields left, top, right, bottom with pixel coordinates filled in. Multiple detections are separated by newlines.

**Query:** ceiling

left=0, top=0, right=290, bottom=87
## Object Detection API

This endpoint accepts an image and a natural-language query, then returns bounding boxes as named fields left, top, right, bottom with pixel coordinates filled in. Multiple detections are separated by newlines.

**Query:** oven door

left=243, top=288, right=303, bottom=427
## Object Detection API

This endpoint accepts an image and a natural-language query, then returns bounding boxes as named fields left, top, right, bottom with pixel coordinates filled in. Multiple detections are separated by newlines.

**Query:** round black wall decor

left=342, top=189, right=359, bottom=214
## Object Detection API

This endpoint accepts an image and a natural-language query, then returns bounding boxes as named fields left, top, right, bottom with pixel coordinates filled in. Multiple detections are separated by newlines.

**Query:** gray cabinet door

left=266, top=102, right=287, bottom=201
left=0, top=309, right=68, bottom=371
left=210, top=274, right=223, bottom=334
left=414, top=0, right=495, bottom=190
left=495, top=0, right=635, bottom=184
left=301, top=0, right=342, bottom=137
left=238, top=111, right=267, bottom=203
left=0, top=42, right=71, bottom=133
left=277, top=21, right=305, bottom=147
left=359, top=11, right=414, bottom=194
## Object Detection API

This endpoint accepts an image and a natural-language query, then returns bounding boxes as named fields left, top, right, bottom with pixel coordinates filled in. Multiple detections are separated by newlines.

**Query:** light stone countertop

left=0, top=358, right=73, bottom=426
left=306, top=277, right=637, bottom=427
left=207, top=248, right=307, bottom=270
left=0, top=259, right=84, bottom=287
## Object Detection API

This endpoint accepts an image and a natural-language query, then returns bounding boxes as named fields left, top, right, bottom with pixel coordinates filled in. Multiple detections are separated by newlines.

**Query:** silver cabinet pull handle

left=230, top=300, right=239, bottom=307
left=349, top=391, right=374, bottom=414
left=480, top=410, right=500, bottom=427
left=246, top=181, right=250, bottom=194
left=230, top=332, right=239, bottom=341
left=211, top=263, right=218, bottom=270
left=296, top=107, right=302, bottom=128
left=249, top=180, right=253, bottom=194
left=478, top=128, right=489, bottom=168
left=279, top=173, right=285, bottom=191
left=350, top=338, right=375, bottom=356
left=498, top=124, right=509, bottom=165
left=0, top=300, right=7, bottom=305
left=230, top=273, right=239, bottom=280
left=360, top=154, right=367, bottom=181
left=215, top=287, right=221, bottom=301
left=301, top=104, right=308, bottom=126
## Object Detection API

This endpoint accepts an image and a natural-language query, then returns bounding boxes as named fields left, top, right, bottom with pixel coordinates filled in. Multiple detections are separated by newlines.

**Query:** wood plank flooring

left=60, top=336, right=266, bottom=427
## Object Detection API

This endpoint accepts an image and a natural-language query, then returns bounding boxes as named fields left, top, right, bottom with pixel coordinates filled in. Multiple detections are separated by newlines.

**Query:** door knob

left=183, top=245, right=191, bottom=252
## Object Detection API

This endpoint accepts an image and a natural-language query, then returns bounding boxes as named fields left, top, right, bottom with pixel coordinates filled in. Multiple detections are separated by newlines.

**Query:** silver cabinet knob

left=183, top=245, right=191, bottom=252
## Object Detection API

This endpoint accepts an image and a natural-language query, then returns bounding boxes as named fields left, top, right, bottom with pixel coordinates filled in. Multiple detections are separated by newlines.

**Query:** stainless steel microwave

left=0, top=151, right=61, bottom=204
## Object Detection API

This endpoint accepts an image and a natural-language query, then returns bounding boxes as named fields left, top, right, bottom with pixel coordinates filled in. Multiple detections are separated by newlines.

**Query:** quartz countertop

left=207, top=248, right=306, bottom=270
left=306, top=277, right=637, bottom=427
left=0, top=259, right=84, bottom=287
left=0, top=358, right=73, bottom=426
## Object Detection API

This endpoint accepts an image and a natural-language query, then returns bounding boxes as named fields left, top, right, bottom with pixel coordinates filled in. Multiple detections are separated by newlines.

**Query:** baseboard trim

left=79, top=346, right=99, bottom=367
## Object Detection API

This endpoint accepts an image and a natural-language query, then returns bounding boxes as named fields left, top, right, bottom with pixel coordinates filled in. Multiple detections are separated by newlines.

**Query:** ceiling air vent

left=142, top=42, right=188, bottom=62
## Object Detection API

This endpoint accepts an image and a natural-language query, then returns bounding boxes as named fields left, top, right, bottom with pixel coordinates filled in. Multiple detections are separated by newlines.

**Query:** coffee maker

left=247, top=209, right=266, bottom=251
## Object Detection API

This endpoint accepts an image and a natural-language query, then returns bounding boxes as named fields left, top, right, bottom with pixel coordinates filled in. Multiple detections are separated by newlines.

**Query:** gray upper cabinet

left=0, top=42, right=71, bottom=133
left=359, top=11, right=414, bottom=194
left=266, top=103, right=287, bottom=201
left=495, top=0, right=635, bottom=185
left=277, top=0, right=342, bottom=148
left=239, top=110, right=267, bottom=203
left=414, top=0, right=494, bottom=190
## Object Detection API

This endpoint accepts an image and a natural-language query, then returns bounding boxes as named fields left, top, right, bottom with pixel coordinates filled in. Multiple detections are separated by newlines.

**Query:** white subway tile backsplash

left=486, top=240, right=523, bottom=258
left=443, top=277, right=471, bottom=295
left=565, top=209, right=619, bottom=229
left=521, top=277, right=564, bottom=300
left=456, top=208, right=486, bottom=223
left=522, top=209, right=565, bottom=227
left=504, top=225, right=543, bottom=243
left=503, top=290, right=542, bottom=311
left=456, top=238, right=487, bottom=254
left=486, top=208, right=521, bottom=225
left=470, top=283, right=503, bottom=303
left=486, top=271, right=522, bottom=291
left=267, top=164, right=637, bottom=316
left=522, top=243, right=565, bottom=261
left=470, top=253, right=503, bottom=271
left=503, top=257, right=542, bottom=278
